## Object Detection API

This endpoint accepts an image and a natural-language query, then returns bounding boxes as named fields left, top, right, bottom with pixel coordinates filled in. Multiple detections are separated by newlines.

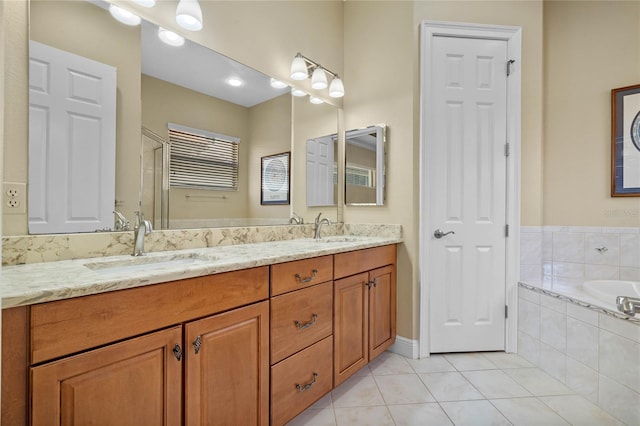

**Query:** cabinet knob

left=172, top=344, right=183, bottom=361
left=193, top=335, right=202, bottom=355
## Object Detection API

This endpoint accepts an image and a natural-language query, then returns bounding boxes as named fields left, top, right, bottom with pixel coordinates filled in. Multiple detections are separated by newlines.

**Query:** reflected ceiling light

left=226, top=77, right=243, bottom=87
left=291, top=89, right=306, bottom=97
left=329, top=76, right=345, bottom=98
left=290, top=52, right=344, bottom=99
left=290, top=54, right=309, bottom=80
left=176, top=0, right=203, bottom=31
left=109, top=4, right=141, bottom=26
left=270, top=78, right=288, bottom=89
left=158, top=27, right=185, bottom=47
left=133, top=0, right=156, bottom=7
left=311, top=67, right=328, bottom=90
left=309, top=96, right=324, bottom=105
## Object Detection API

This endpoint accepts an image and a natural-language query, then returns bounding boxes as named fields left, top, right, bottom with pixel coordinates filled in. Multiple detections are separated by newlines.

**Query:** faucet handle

left=315, top=212, right=323, bottom=224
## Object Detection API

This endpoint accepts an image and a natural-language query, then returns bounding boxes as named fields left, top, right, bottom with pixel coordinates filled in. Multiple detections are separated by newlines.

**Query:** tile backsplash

left=520, top=226, right=640, bottom=283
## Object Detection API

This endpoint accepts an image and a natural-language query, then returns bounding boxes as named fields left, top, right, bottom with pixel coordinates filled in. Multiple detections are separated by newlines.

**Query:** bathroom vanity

left=1, top=237, right=398, bottom=425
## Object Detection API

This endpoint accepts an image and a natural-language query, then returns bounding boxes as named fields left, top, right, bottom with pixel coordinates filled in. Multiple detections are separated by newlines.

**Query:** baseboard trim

left=388, top=336, right=419, bottom=359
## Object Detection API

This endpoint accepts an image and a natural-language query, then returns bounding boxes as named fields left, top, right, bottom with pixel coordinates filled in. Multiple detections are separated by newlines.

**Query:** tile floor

left=287, top=351, right=627, bottom=426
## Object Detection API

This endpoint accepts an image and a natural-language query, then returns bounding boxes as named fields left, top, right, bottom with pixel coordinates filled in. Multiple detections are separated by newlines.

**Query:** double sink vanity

left=1, top=227, right=401, bottom=425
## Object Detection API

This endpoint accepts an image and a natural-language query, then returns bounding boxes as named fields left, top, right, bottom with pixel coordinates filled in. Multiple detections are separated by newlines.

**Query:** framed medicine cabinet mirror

left=344, top=125, right=386, bottom=206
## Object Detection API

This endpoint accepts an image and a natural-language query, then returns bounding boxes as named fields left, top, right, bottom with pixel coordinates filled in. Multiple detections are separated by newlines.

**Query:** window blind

left=168, top=124, right=239, bottom=190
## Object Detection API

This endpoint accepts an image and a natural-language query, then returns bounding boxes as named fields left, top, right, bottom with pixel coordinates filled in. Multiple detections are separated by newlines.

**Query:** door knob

left=434, top=229, right=455, bottom=239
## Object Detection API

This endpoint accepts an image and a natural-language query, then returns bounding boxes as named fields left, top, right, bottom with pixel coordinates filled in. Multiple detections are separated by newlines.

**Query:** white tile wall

left=518, top=286, right=640, bottom=426
left=520, top=226, right=640, bottom=283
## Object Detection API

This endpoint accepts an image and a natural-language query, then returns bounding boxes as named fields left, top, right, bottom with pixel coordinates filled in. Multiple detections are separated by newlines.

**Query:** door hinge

left=505, top=143, right=510, bottom=157
left=505, top=224, right=510, bottom=237
left=505, top=305, right=508, bottom=318
left=506, top=59, right=516, bottom=76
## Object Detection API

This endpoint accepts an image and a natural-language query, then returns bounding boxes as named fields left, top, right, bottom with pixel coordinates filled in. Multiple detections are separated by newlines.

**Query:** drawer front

left=271, top=255, right=333, bottom=296
left=271, top=281, right=333, bottom=364
left=31, top=267, right=269, bottom=364
left=334, top=244, right=396, bottom=279
left=271, top=336, right=333, bottom=426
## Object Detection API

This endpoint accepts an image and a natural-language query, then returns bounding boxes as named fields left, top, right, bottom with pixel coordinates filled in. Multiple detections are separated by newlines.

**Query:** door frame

left=419, top=21, right=522, bottom=357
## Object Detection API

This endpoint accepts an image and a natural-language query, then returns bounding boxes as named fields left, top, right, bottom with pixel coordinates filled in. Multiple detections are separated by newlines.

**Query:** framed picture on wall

left=611, top=84, right=640, bottom=196
left=261, top=152, right=290, bottom=205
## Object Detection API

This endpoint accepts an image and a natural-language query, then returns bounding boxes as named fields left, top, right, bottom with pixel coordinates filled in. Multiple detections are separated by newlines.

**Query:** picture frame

left=261, top=152, right=290, bottom=205
left=611, top=84, right=640, bottom=196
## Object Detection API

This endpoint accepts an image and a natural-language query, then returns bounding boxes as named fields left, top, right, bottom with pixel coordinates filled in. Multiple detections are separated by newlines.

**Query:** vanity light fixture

left=176, top=0, right=203, bottom=31
left=289, top=52, right=344, bottom=98
left=291, top=88, right=306, bottom=97
left=109, top=4, right=141, bottom=26
left=158, top=27, right=185, bottom=47
left=309, top=96, right=324, bottom=105
left=270, top=78, right=288, bottom=89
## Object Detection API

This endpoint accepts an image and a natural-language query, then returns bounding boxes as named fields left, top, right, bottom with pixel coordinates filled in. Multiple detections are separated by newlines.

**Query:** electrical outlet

left=3, top=182, right=26, bottom=214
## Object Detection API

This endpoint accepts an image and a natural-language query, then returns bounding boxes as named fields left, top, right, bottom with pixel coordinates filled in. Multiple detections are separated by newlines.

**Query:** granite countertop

left=2, top=235, right=402, bottom=309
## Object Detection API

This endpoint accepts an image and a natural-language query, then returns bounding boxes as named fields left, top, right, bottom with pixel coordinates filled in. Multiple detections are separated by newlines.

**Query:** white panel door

left=306, top=136, right=335, bottom=206
left=428, top=36, right=508, bottom=352
left=29, top=41, right=116, bottom=234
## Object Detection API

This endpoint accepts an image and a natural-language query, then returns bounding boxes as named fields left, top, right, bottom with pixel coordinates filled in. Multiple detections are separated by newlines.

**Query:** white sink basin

left=315, top=236, right=367, bottom=243
left=84, top=253, right=216, bottom=275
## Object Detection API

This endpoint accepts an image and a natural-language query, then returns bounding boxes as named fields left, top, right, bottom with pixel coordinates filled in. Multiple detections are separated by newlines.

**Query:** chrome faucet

left=133, top=211, right=153, bottom=256
left=314, top=212, right=331, bottom=240
left=616, top=296, right=640, bottom=316
left=113, top=210, right=130, bottom=231
left=289, top=212, right=304, bottom=225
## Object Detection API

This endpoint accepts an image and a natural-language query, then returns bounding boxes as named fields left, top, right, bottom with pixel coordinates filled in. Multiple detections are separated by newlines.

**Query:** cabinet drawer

left=271, top=336, right=333, bottom=426
left=271, top=255, right=333, bottom=296
left=334, top=245, right=396, bottom=279
left=271, top=281, right=333, bottom=364
left=31, top=267, right=269, bottom=364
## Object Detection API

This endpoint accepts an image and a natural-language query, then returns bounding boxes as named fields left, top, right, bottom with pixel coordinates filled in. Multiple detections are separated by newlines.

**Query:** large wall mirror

left=27, top=0, right=339, bottom=234
left=344, top=125, right=386, bottom=206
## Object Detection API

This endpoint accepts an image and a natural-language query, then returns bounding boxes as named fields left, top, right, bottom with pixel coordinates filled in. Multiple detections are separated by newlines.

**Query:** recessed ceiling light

left=270, top=78, right=288, bottom=89
left=109, top=4, right=141, bottom=26
left=227, top=78, right=243, bottom=87
left=158, top=27, right=185, bottom=47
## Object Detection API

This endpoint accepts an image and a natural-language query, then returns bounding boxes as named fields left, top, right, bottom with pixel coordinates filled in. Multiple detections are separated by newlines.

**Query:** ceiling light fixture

left=226, top=77, right=243, bottom=87
left=289, top=52, right=344, bottom=98
left=158, top=27, right=185, bottom=47
left=291, top=89, right=306, bottom=97
left=309, top=96, right=324, bottom=105
left=270, top=78, right=288, bottom=89
left=109, top=4, right=141, bottom=26
left=133, top=0, right=156, bottom=7
left=176, top=0, right=203, bottom=31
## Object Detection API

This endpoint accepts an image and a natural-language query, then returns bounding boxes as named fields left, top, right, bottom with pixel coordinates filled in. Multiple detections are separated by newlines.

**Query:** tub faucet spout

left=133, top=211, right=153, bottom=256
left=616, top=296, right=640, bottom=316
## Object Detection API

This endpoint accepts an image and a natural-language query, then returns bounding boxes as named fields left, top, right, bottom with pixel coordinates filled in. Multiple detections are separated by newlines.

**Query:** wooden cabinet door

left=185, top=301, right=269, bottom=426
left=31, top=326, right=183, bottom=426
left=368, top=265, right=396, bottom=360
left=333, top=272, right=369, bottom=386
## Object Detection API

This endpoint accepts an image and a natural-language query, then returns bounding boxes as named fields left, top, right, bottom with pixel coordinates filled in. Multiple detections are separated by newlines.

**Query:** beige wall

left=543, top=1, right=640, bottom=226
left=248, top=94, right=292, bottom=220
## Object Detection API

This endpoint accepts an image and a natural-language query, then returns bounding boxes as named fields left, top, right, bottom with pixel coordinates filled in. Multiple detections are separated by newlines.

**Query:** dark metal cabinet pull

left=193, top=335, right=202, bottom=354
left=366, top=278, right=377, bottom=288
left=294, top=313, right=318, bottom=330
left=295, top=372, right=318, bottom=392
left=173, top=344, right=183, bottom=361
left=295, top=269, right=318, bottom=283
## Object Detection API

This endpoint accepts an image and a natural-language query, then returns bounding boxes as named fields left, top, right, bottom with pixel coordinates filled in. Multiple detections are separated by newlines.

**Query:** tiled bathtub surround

left=520, top=226, right=640, bottom=283
left=518, top=284, right=640, bottom=425
left=1, top=223, right=402, bottom=266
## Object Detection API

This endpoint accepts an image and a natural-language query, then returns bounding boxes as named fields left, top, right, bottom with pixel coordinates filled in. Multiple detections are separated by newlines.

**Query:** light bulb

left=291, top=89, right=306, bottom=97
left=158, top=27, right=185, bottom=47
left=270, top=78, right=288, bottom=89
left=290, top=55, right=308, bottom=80
left=309, top=96, right=324, bottom=104
left=311, top=67, right=328, bottom=90
left=109, top=4, right=141, bottom=26
left=226, top=77, right=243, bottom=87
left=329, top=77, right=345, bottom=98
left=176, top=0, right=203, bottom=31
